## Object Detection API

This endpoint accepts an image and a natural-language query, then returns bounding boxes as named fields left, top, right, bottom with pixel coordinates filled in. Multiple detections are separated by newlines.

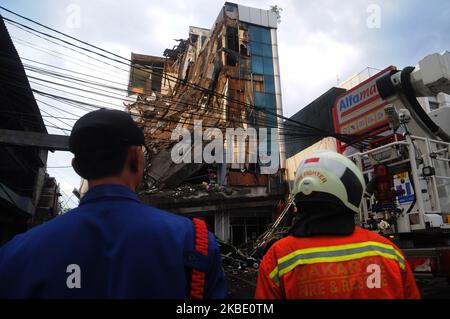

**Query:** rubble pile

left=219, top=240, right=259, bottom=298
left=140, top=182, right=235, bottom=198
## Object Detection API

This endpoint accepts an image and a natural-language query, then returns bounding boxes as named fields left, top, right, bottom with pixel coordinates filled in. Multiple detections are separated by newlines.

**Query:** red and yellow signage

left=333, top=66, right=396, bottom=136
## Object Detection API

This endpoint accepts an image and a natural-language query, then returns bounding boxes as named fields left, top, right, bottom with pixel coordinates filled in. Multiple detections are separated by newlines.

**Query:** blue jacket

left=0, top=184, right=228, bottom=298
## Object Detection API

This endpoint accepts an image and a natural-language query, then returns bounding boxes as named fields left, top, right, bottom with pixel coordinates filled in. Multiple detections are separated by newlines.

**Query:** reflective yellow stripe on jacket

left=269, top=241, right=405, bottom=285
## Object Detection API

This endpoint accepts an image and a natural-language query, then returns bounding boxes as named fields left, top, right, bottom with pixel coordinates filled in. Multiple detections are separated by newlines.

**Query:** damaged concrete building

left=125, top=2, right=287, bottom=246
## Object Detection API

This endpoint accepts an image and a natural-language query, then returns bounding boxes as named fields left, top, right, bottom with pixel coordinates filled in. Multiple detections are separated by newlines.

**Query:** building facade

left=125, top=2, right=287, bottom=245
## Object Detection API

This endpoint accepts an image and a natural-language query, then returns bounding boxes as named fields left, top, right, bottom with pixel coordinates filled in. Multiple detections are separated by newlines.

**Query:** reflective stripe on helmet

left=269, top=241, right=405, bottom=285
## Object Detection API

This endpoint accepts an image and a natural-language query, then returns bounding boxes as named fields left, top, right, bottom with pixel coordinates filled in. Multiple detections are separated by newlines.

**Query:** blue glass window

left=248, top=25, right=271, bottom=45
left=250, top=42, right=263, bottom=56
left=263, top=93, right=276, bottom=113
left=261, top=29, right=271, bottom=44
left=254, top=92, right=277, bottom=110
left=264, top=75, right=275, bottom=94
left=263, top=58, right=274, bottom=75
left=254, top=92, right=266, bottom=107
left=249, top=25, right=262, bottom=43
left=252, top=56, right=264, bottom=74
left=262, top=44, right=273, bottom=58
left=245, top=23, right=278, bottom=135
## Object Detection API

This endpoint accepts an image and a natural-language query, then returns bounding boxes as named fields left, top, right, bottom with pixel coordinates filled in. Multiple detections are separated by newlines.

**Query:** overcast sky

left=1, top=0, right=449, bottom=208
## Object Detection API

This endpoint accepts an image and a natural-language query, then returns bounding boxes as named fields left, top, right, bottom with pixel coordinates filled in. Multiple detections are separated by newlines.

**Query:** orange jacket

left=255, top=227, right=420, bottom=299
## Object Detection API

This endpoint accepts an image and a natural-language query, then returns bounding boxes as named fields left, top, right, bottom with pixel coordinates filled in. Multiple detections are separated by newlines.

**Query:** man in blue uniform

left=0, top=109, right=228, bottom=298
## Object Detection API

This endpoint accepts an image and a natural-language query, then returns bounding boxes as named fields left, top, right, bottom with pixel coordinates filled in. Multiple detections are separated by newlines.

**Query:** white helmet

left=293, top=151, right=365, bottom=214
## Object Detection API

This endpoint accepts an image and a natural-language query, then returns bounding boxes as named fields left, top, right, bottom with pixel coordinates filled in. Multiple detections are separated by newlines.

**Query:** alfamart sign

left=334, top=66, right=396, bottom=136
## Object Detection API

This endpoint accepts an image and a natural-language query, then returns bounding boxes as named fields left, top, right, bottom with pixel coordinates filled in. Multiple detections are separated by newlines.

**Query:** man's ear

left=128, top=146, right=140, bottom=173
left=72, top=158, right=81, bottom=176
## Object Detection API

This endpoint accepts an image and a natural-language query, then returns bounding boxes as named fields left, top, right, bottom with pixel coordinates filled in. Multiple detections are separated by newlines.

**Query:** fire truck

left=253, top=52, right=450, bottom=284
left=337, top=51, right=450, bottom=281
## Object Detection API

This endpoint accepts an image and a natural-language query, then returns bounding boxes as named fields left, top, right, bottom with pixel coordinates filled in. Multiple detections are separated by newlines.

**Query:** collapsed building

left=126, top=2, right=287, bottom=246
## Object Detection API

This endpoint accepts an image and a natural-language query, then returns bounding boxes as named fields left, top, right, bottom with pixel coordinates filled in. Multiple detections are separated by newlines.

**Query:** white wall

left=286, top=137, right=338, bottom=190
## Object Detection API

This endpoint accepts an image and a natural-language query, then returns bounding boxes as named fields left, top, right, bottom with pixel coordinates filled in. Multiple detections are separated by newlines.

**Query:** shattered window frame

left=226, top=26, right=239, bottom=66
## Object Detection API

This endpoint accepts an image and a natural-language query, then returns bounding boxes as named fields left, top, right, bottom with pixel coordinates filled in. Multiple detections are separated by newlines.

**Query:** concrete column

left=270, top=28, right=286, bottom=170
left=214, top=210, right=230, bottom=242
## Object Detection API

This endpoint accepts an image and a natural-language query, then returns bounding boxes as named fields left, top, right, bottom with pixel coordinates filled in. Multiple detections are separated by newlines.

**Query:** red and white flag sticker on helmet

left=304, top=157, right=320, bottom=164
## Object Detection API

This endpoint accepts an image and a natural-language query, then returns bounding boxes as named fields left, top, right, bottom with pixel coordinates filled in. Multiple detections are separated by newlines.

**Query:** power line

left=47, top=166, right=72, bottom=169
left=2, top=75, right=348, bottom=148
left=0, top=9, right=349, bottom=140
left=0, top=67, right=323, bottom=138
left=5, top=26, right=334, bottom=140
left=11, top=35, right=129, bottom=80
left=36, top=97, right=83, bottom=118
left=0, top=109, right=77, bottom=121
left=1, top=74, right=328, bottom=144
left=0, top=62, right=348, bottom=148
left=40, top=108, right=74, bottom=129
left=0, top=8, right=373, bottom=147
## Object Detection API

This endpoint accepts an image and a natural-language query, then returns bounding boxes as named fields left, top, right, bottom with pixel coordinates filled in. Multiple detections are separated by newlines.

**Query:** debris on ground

left=141, top=183, right=235, bottom=198
left=219, top=240, right=259, bottom=298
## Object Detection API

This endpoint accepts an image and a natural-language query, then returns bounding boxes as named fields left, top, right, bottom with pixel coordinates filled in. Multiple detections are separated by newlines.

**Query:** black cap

left=69, top=109, right=145, bottom=154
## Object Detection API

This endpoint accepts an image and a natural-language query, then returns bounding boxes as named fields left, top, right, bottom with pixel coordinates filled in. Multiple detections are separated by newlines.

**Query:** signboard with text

left=394, top=172, right=415, bottom=204
left=333, top=66, right=396, bottom=136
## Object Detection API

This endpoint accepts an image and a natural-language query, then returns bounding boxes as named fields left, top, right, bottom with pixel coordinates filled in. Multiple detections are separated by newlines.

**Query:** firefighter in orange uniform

left=255, top=151, right=420, bottom=299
